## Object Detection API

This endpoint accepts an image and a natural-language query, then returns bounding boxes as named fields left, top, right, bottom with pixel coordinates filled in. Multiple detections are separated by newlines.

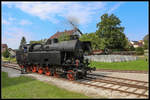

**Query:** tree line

left=18, top=13, right=148, bottom=51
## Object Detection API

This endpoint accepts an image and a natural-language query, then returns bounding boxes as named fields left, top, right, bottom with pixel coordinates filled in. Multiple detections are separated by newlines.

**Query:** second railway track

left=2, top=62, right=149, bottom=98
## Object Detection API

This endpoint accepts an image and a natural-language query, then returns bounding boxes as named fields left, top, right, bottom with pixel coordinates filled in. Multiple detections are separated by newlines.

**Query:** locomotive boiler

left=16, top=35, right=96, bottom=80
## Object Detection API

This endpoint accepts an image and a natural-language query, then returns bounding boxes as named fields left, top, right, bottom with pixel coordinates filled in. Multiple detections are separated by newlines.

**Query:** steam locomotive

left=16, top=34, right=96, bottom=80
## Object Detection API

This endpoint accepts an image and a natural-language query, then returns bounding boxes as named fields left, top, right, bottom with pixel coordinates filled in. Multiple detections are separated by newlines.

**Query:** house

left=8, top=48, right=16, bottom=57
left=138, top=40, right=145, bottom=47
left=49, top=28, right=82, bottom=40
left=130, top=40, right=144, bottom=48
left=1, top=44, right=8, bottom=53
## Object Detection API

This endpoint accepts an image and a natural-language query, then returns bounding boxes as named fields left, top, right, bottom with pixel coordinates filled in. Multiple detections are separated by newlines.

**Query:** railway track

left=96, top=69, right=148, bottom=74
left=2, top=63, right=20, bottom=71
left=83, top=74, right=149, bottom=97
left=2, top=62, right=149, bottom=98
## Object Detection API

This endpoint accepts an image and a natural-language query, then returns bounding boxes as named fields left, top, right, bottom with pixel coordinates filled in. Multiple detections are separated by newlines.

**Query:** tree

left=128, top=45, right=135, bottom=51
left=135, top=47, right=144, bottom=55
left=79, top=33, right=101, bottom=50
left=19, top=36, right=27, bottom=49
left=143, top=34, right=149, bottom=49
left=3, top=48, right=10, bottom=58
left=58, top=33, right=70, bottom=42
left=96, top=13, right=128, bottom=50
left=30, top=38, right=47, bottom=44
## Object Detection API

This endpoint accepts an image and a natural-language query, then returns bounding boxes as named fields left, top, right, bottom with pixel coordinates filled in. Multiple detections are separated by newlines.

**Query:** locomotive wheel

left=45, top=71, right=51, bottom=76
left=26, top=66, right=31, bottom=73
left=19, top=65, right=24, bottom=68
left=54, top=72, right=59, bottom=77
left=32, top=66, right=37, bottom=73
left=67, top=70, right=75, bottom=81
left=21, top=68, right=26, bottom=74
left=21, top=65, right=26, bottom=74
left=38, top=67, right=43, bottom=74
left=45, top=67, right=51, bottom=76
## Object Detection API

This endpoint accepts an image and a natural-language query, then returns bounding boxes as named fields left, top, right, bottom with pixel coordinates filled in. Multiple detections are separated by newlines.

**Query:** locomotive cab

left=16, top=44, right=30, bottom=65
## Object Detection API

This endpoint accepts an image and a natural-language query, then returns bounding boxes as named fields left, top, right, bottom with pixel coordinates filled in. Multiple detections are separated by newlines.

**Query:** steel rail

left=88, top=73, right=148, bottom=84
left=78, top=80, right=148, bottom=97
left=85, top=77, right=148, bottom=90
left=96, top=69, right=148, bottom=74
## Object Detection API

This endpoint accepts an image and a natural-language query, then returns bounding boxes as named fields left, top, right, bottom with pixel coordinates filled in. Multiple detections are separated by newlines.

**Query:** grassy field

left=90, top=56, right=149, bottom=71
left=2, top=72, right=90, bottom=99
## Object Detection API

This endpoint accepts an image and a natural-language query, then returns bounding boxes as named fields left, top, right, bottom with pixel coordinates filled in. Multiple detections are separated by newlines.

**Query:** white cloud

left=2, top=16, right=16, bottom=25
left=2, top=2, right=106, bottom=25
left=2, top=16, right=32, bottom=26
left=107, top=2, right=124, bottom=14
left=19, top=19, right=32, bottom=25
left=2, top=27, right=36, bottom=49
left=8, top=17, right=16, bottom=21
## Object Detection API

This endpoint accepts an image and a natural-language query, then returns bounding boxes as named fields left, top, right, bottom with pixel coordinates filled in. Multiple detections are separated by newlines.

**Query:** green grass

left=2, top=57, right=16, bottom=62
left=90, top=56, right=148, bottom=71
left=2, top=72, right=90, bottom=99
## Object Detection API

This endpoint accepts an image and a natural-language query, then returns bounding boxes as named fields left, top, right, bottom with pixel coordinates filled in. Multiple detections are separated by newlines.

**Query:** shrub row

left=110, top=47, right=144, bottom=55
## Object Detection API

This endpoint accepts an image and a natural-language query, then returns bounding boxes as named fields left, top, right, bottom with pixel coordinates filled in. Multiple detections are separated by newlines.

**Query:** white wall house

left=130, top=40, right=144, bottom=48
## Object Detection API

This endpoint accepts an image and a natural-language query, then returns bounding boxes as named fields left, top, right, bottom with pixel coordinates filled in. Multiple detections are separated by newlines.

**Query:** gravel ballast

left=2, top=66, right=22, bottom=77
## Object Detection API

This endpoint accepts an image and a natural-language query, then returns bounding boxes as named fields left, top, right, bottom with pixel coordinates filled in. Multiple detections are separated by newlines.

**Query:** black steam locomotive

left=16, top=34, right=96, bottom=80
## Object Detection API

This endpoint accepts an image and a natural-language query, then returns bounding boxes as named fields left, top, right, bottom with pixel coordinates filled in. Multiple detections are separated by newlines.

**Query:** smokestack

left=67, top=16, right=83, bottom=35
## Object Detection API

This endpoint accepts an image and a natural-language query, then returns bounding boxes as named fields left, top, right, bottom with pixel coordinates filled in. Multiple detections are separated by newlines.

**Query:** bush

left=58, top=33, right=70, bottom=42
left=129, top=45, right=135, bottom=51
left=111, top=49, right=124, bottom=52
left=135, top=47, right=144, bottom=55
left=2, top=48, right=10, bottom=58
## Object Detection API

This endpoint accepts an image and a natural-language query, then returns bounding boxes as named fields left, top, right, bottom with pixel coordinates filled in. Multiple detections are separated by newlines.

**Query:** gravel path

left=92, top=71, right=149, bottom=82
left=2, top=66, right=22, bottom=77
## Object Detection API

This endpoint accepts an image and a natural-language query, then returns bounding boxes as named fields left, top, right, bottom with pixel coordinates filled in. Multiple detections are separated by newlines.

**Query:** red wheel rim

left=32, top=66, right=37, bottom=72
left=45, top=67, right=51, bottom=76
left=38, top=68, right=43, bottom=74
left=67, top=70, right=75, bottom=81
left=20, top=65, right=24, bottom=68
left=45, top=71, right=51, bottom=76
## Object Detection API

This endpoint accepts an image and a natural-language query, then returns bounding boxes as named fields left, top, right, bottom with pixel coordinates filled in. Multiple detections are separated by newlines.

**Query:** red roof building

left=1, top=44, right=8, bottom=53
left=49, top=28, right=82, bottom=40
left=50, top=30, right=75, bottom=39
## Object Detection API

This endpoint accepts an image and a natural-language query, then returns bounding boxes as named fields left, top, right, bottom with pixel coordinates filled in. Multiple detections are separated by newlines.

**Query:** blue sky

left=2, top=1, right=148, bottom=49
